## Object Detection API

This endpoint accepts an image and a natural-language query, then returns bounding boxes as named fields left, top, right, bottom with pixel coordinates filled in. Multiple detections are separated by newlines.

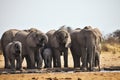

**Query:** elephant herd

left=0, top=26, right=102, bottom=71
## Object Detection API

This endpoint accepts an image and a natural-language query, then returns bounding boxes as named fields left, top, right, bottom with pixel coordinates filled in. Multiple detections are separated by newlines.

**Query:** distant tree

left=113, top=29, right=120, bottom=42
left=104, top=29, right=120, bottom=44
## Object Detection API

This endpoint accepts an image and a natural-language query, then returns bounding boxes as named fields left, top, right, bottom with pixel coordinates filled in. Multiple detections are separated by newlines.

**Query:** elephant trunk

left=42, top=34, right=48, bottom=45
left=65, top=34, right=71, bottom=48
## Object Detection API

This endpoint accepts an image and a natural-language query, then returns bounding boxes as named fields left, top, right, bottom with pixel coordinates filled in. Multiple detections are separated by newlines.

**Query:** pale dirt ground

left=0, top=51, right=120, bottom=80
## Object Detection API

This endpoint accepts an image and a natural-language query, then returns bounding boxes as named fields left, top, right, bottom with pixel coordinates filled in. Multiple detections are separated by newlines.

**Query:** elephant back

left=1, top=29, right=20, bottom=55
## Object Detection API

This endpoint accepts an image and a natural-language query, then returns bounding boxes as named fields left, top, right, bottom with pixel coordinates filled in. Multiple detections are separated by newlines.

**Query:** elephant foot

left=27, top=66, right=35, bottom=69
left=4, top=65, right=11, bottom=69
left=81, top=67, right=87, bottom=72
left=20, top=68, right=25, bottom=71
left=54, top=66, right=61, bottom=68
left=88, top=67, right=96, bottom=71
left=11, top=68, right=16, bottom=71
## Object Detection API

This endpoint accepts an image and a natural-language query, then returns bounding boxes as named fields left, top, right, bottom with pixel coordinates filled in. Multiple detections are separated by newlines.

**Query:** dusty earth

left=0, top=51, right=120, bottom=80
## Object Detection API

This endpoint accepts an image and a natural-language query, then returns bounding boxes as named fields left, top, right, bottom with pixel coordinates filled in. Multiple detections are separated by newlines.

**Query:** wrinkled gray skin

left=46, top=29, right=71, bottom=68
left=42, top=48, right=52, bottom=68
left=5, top=41, right=22, bottom=70
left=70, top=26, right=102, bottom=71
left=1, top=28, right=48, bottom=69
left=79, top=28, right=97, bottom=71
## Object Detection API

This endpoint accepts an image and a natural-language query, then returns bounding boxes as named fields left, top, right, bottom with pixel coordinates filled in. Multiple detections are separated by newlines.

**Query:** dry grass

left=101, top=43, right=120, bottom=54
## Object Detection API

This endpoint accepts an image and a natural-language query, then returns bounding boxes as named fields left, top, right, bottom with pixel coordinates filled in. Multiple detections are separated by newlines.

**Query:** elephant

left=13, top=30, right=48, bottom=69
left=46, top=28, right=71, bottom=68
left=1, top=29, right=20, bottom=68
left=42, top=48, right=52, bottom=68
left=1, top=28, right=48, bottom=69
left=5, top=41, right=22, bottom=70
left=70, top=26, right=102, bottom=71
left=70, top=29, right=82, bottom=68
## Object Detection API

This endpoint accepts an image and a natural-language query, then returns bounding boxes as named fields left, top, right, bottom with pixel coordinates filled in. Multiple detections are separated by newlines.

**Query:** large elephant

left=70, top=26, right=102, bottom=71
left=46, top=29, right=71, bottom=68
left=1, top=28, right=48, bottom=69
left=1, top=29, right=20, bottom=68
left=70, top=29, right=82, bottom=68
left=14, top=30, right=48, bottom=69
left=42, top=48, right=52, bottom=68
left=5, top=41, right=22, bottom=70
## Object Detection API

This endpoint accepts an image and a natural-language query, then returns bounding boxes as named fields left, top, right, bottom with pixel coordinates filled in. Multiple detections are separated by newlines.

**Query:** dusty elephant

left=13, top=30, right=48, bottom=69
left=70, top=26, right=102, bottom=71
left=70, top=29, right=82, bottom=68
left=1, top=29, right=20, bottom=68
left=46, top=28, right=71, bottom=68
left=85, top=26, right=102, bottom=71
left=42, top=48, right=52, bottom=68
left=5, top=41, right=22, bottom=70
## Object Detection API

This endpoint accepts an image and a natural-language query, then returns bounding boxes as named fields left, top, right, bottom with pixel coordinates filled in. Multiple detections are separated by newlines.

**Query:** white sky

left=0, top=0, right=120, bottom=37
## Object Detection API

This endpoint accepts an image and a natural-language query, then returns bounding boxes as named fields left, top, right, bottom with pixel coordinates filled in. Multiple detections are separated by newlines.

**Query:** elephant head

left=26, top=31, right=48, bottom=48
left=54, top=29, right=71, bottom=48
left=14, top=41, right=22, bottom=56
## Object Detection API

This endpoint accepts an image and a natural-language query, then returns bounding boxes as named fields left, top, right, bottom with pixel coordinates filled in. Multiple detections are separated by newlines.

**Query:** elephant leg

left=95, top=52, right=100, bottom=71
left=36, top=53, right=43, bottom=69
left=10, top=58, right=15, bottom=71
left=64, top=48, right=68, bottom=67
left=76, top=56, right=81, bottom=68
left=49, top=56, right=52, bottom=68
left=71, top=46, right=81, bottom=68
left=5, top=56, right=10, bottom=69
left=81, top=48, right=87, bottom=71
left=49, top=59, right=52, bottom=68
left=4, top=55, right=10, bottom=69
left=29, top=53, right=35, bottom=69
left=47, top=56, right=52, bottom=68
left=88, top=47, right=95, bottom=71
left=72, top=53, right=80, bottom=68
left=53, top=49, right=61, bottom=68
left=16, top=57, right=22, bottom=70
left=53, top=54, right=56, bottom=67
left=44, top=58, right=48, bottom=68
left=25, top=55, right=31, bottom=69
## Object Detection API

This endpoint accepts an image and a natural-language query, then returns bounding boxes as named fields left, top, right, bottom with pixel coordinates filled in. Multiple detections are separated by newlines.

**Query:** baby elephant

left=42, top=48, right=52, bottom=68
left=5, top=41, right=22, bottom=70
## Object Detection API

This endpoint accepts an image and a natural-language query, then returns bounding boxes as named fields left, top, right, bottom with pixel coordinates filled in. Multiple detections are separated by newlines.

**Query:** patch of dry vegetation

left=101, top=29, right=120, bottom=54
left=102, top=43, right=120, bottom=54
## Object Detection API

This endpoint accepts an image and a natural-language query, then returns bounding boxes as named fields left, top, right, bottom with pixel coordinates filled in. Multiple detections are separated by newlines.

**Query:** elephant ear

left=50, top=31, right=59, bottom=48
left=26, top=32, right=37, bottom=47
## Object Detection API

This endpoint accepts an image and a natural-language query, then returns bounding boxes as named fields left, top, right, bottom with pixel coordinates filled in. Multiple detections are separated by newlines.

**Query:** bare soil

left=0, top=52, right=120, bottom=80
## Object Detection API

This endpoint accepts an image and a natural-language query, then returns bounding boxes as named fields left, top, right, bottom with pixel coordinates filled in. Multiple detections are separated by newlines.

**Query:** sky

left=0, top=0, right=120, bottom=37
